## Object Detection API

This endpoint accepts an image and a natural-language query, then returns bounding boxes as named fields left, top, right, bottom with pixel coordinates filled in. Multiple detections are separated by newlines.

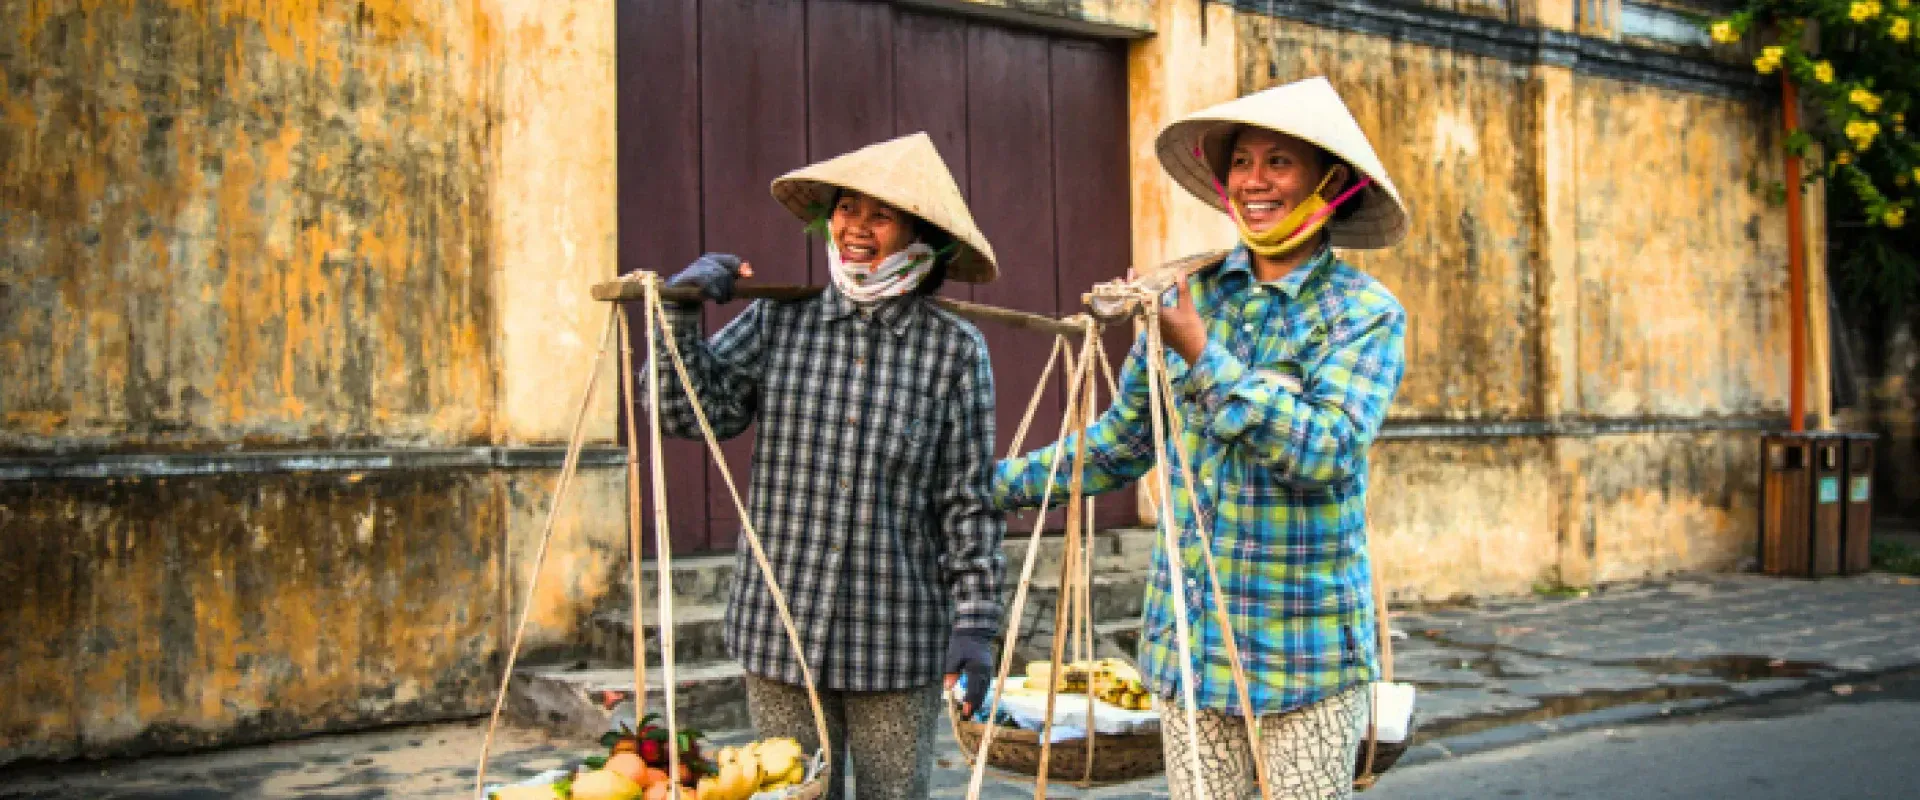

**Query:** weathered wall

left=0, top=0, right=634, bottom=765
left=0, top=0, right=500, bottom=452
left=0, top=471, right=501, bottom=763
left=1569, top=78, right=1789, bottom=417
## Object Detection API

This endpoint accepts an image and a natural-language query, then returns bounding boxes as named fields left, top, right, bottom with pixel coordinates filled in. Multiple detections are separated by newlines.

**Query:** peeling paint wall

left=1570, top=79, right=1789, bottom=418
left=0, top=0, right=632, bottom=766
left=0, top=472, right=501, bottom=764
left=0, top=0, right=500, bottom=452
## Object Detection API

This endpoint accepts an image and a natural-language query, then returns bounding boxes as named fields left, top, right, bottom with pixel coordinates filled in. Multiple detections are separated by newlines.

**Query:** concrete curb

left=1392, top=664, right=1920, bottom=770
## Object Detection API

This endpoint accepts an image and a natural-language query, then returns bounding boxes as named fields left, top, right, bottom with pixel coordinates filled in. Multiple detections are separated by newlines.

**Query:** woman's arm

left=991, top=334, right=1159, bottom=510
left=938, top=340, right=1006, bottom=637
left=1174, top=306, right=1406, bottom=485
left=652, top=301, right=766, bottom=441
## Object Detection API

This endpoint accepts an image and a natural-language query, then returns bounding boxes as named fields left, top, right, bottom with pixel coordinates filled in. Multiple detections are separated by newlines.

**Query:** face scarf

left=825, top=227, right=941, bottom=305
left=1199, top=144, right=1373, bottom=258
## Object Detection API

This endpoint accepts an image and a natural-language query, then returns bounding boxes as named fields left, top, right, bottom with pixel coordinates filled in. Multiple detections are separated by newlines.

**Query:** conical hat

left=1154, top=76, right=1410, bottom=250
left=770, top=132, right=998, bottom=283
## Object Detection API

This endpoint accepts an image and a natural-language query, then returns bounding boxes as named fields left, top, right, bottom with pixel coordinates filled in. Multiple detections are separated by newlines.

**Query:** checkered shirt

left=993, top=244, right=1407, bottom=715
left=654, top=286, right=1006, bottom=692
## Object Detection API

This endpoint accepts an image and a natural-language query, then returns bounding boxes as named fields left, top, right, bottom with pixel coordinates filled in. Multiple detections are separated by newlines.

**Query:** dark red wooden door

left=619, top=0, right=1135, bottom=552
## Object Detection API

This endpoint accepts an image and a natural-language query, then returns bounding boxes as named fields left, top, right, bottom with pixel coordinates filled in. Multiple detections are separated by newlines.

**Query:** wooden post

left=1783, top=71, right=1808, bottom=433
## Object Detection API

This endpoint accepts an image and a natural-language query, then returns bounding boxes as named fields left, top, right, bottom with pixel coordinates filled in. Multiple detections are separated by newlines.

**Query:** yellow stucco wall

left=0, top=0, right=499, bottom=451
left=0, top=471, right=502, bottom=763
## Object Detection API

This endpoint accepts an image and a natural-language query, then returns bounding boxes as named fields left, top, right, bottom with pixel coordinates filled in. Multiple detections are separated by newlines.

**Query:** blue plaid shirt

left=994, top=244, right=1407, bottom=715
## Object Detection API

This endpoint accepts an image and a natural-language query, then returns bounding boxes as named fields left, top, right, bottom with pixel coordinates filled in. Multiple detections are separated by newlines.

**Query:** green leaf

left=582, top=755, right=607, bottom=771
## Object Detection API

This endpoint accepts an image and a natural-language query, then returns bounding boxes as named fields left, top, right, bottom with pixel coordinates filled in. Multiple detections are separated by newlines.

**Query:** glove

left=665, top=253, right=747, bottom=305
left=944, top=630, right=995, bottom=717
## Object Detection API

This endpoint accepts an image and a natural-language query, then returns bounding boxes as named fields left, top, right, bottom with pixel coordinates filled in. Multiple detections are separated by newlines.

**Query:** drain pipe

left=1782, top=69, right=1808, bottom=433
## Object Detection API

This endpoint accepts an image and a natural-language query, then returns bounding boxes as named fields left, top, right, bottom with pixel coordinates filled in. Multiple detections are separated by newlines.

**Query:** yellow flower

left=1813, top=61, right=1835, bottom=83
left=1850, top=88, right=1883, bottom=113
left=1900, top=175, right=1914, bottom=188
left=1898, top=112, right=1908, bottom=124
left=1754, top=46, right=1784, bottom=74
left=1886, top=207, right=1907, bottom=228
left=1895, top=17, right=1913, bottom=41
left=1710, top=20, right=1740, bottom=43
left=1912, top=167, right=1920, bottom=182
left=1845, top=119, right=1882, bottom=150
left=1850, top=0, right=1883, bottom=21
left=1836, top=151, right=1854, bottom=165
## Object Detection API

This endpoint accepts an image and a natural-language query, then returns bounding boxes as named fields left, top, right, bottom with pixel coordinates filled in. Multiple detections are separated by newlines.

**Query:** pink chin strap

left=1195, top=143, right=1372, bottom=236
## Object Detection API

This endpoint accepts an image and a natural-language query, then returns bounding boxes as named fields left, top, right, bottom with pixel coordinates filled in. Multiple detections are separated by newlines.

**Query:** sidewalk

left=3, top=573, right=1916, bottom=799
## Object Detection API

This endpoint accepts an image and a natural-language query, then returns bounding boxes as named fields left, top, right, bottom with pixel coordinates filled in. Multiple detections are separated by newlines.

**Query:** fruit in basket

left=573, top=768, right=645, bottom=800
left=606, top=753, right=648, bottom=783
left=490, top=786, right=565, bottom=800
left=755, top=737, right=803, bottom=780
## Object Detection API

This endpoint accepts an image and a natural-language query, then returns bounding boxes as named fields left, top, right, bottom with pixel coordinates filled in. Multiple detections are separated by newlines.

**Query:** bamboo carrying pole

left=591, top=280, right=1089, bottom=339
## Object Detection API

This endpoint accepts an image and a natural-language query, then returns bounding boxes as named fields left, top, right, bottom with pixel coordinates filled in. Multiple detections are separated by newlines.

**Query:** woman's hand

left=1157, top=276, right=1207, bottom=364
left=665, top=253, right=754, bottom=305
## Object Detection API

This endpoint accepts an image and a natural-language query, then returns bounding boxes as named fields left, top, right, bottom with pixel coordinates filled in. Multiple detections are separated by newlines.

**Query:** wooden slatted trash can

left=1809, top=433, right=1847, bottom=577
left=1760, top=433, right=1814, bottom=577
left=1841, top=432, right=1881, bottom=575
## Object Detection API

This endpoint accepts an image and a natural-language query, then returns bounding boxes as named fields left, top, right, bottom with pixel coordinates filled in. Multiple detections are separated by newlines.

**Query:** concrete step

left=589, top=605, right=729, bottom=665
left=612, top=528, right=1158, bottom=617
left=508, top=660, right=749, bottom=739
left=510, top=619, right=1149, bottom=742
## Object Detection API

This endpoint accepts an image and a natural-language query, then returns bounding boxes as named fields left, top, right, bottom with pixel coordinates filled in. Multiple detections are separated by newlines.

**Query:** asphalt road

left=1362, top=669, right=1920, bottom=800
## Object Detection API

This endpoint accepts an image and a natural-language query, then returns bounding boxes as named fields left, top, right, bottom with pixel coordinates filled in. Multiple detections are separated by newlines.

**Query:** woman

left=992, top=77, right=1411, bottom=799
left=652, top=132, right=1005, bottom=800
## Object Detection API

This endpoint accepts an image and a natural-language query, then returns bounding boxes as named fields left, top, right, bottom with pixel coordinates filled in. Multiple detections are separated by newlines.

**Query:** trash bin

left=1809, top=433, right=1846, bottom=577
left=1841, top=432, right=1881, bottom=575
left=1760, top=433, right=1813, bottom=577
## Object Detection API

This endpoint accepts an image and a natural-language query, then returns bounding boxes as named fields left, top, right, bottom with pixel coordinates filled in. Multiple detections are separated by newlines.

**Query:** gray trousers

left=743, top=674, right=943, bottom=800
left=1163, top=683, right=1372, bottom=800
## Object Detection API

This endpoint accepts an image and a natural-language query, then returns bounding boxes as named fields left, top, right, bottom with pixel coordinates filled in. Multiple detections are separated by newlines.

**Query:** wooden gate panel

left=617, top=0, right=709, bottom=555
left=700, top=0, right=810, bottom=549
left=805, top=0, right=897, bottom=284
left=891, top=10, right=973, bottom=303
left=618, top=0, right=1138, bottom=549
left=1047, top=38, right=1138, bottom=531
left=965, top=26, right=1066, bottom=531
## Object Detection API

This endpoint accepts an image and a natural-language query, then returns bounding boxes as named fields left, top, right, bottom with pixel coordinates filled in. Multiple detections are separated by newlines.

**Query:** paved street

left=3, top=573, right=1916, bottom=799
left=1361, top=667, right=1920, bottom=800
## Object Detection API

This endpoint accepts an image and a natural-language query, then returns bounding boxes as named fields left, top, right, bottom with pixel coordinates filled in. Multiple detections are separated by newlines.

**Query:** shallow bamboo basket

left=951, top=717, right=1164, bottom=784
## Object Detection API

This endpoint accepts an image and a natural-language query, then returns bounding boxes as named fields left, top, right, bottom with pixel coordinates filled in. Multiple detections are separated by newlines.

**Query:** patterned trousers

left=1162, top=683, right=1371, bottom=800
left=743, top=674, right=942, bottom=800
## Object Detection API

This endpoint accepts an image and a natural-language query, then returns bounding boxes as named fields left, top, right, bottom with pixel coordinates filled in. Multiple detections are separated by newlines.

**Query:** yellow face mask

left=1230, top=168, right=1340, bottom=258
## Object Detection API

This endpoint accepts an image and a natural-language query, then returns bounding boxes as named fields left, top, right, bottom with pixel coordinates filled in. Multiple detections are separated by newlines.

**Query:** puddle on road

left=1413, top=683, right=1738, bottom=744
left=1612, top=655, right=1834, bottom=682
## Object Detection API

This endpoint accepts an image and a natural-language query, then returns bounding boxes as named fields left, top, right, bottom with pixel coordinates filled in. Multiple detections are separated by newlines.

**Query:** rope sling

left=469, top=264, right=1405, bottom=800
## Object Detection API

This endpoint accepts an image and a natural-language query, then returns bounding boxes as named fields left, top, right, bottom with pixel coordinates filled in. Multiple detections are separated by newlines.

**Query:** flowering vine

left=1707, top=0, right=1920, bottom=312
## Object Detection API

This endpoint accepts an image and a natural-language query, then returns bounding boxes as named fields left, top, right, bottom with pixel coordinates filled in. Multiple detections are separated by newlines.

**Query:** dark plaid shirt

left=654, top=286, right=1006, bottom=691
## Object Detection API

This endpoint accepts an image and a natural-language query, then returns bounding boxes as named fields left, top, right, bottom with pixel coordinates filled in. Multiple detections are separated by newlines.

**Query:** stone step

left=509, top=660, right=750, bottom=740
left=589, top=605, right=730, bottom=665
left=581, top=566, right=1152, bottom=678
left=510, top=619, right=1148, bottom=742
left=611, top=528, right=1158, bottom=619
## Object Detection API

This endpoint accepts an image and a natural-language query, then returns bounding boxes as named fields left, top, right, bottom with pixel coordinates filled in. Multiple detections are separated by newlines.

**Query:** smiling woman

left=646, top=132, right=1008, bottom=800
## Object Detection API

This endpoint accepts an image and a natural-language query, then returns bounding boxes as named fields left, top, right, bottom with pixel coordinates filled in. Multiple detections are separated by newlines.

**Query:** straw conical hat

left=1155, top=76, right=1409, bottom=250
left=771, top=132, right=998, bottom=283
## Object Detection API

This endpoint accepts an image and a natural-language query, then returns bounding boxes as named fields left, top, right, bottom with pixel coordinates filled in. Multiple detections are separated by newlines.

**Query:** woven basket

left=951, top=717, right=1164, bottom=784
